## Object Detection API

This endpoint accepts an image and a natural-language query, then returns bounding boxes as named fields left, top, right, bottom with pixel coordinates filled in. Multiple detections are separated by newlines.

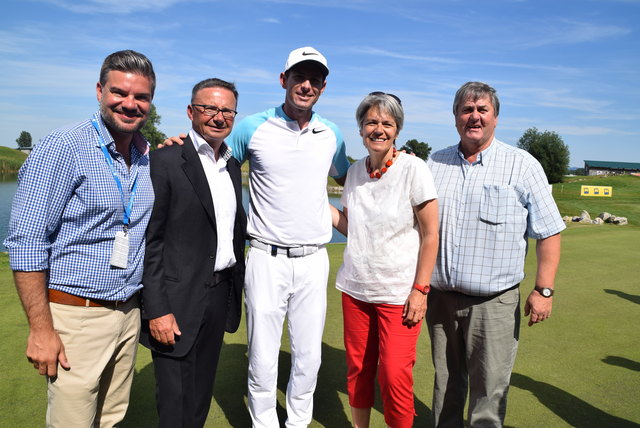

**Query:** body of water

left=0, top=178, right=17, bottom=251
left=0, top=179, right=346, bottom=251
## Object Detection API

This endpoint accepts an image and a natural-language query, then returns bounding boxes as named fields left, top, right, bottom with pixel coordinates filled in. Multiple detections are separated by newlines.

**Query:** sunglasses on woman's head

left=368, top=91, right=402, bottom=105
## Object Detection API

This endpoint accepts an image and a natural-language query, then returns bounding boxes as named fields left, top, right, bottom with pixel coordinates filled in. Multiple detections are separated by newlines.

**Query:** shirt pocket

left=479, top=185, right=514, bottom=225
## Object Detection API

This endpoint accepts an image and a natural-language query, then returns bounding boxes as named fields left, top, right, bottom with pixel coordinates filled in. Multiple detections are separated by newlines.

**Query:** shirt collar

left=92, top=111, right=112, bottom=148
left=93, top=111, right=150, bottom=156
left=132, top=133, right=150, bottom=156
left=276, top=103, right=316, bottom=124
left=189, top=129, right=231, bottom=162
left=456, top=137, right=497, bottom=166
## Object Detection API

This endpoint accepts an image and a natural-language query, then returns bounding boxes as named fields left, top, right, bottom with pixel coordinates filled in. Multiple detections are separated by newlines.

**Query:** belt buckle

left=287, top=246, right=318, bottom=258
left=287, top=246, right=305, bottom=258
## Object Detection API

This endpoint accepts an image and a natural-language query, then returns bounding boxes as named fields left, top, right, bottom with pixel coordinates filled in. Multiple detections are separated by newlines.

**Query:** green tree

left=399, top=139, right=432, bottom=160
left=517, top=127, right=570, bottom=184
left=141, top=104, right=167, bottom=150
left=16, top=131, right=32, bottom=148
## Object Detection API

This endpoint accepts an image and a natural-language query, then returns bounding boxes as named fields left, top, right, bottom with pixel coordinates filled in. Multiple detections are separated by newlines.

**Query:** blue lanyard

left=91, top=118, right=139, bottom=228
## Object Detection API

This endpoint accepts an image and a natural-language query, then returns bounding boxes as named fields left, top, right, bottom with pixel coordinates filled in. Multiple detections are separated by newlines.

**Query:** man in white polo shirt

left=228, top=47, right=349, bottom=428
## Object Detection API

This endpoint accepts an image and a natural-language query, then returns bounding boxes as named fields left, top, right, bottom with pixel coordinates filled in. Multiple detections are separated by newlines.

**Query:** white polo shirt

left=227, top=105, right=350, bottom=246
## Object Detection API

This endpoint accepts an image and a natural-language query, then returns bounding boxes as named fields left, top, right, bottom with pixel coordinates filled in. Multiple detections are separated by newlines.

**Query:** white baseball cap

left=283, top=47, right=329, bottom=77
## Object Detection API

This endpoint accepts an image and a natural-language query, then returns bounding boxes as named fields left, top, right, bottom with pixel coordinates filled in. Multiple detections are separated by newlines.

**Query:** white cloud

left=349, top=46, right=457, bottom=65
left=514, top=19, right=631, bottom=48
left=37, top=0, right=195, bottom=14
left=505, top=87, right=605, bottom=113
left=553, top=125, right=630, bottom=136
left=0, top=60, right=96, bottom=95
left=260, top=0, right=370, bottom=8
left=346, top=46, right=581, bottom=74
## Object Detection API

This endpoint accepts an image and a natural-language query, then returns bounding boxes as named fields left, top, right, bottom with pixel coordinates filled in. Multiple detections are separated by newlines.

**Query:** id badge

left=110, top=230, right=129, bottom=268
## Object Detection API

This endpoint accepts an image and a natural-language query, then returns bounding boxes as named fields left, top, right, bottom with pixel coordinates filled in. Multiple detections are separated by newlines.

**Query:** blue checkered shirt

left=4, top=111, right=154, bottom=300
left=427, top=139, right=565, bottom=296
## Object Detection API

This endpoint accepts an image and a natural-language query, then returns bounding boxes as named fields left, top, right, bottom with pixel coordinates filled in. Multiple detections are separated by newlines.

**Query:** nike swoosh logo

left=312, top=128, right=326, bottom=134
left=302, top=51, right=318, bottom=56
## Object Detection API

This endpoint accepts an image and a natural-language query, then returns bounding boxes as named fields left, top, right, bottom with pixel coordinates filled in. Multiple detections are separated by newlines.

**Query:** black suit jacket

left=140, top=136, right=246, bottom=358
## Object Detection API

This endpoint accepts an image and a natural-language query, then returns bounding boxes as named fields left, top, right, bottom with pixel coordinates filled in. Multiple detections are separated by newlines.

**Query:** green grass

left=2, top=174, right=638, bottom=426
left=0, top=146, right=27, bottom=175
left=2, top=226, right=639, bottom=426
left=554, top=174, right=640, bottom=226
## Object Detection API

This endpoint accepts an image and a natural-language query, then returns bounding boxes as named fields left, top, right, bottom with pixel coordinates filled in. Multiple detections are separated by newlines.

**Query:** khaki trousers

left=46, top=298, right=140, bottom=428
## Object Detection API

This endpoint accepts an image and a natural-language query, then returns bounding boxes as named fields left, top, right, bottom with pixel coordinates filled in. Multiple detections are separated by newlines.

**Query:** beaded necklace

left=366, top=147, right=397, bottom=179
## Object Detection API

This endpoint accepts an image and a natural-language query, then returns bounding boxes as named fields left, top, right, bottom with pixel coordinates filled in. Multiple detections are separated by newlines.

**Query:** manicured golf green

left=2, top=175, right=639, bottom=426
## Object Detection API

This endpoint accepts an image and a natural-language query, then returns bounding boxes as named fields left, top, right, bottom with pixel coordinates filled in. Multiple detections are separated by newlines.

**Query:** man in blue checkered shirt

left=4, top=50, right=156, bottom=427
left=426, top=81, right=565, bottom=428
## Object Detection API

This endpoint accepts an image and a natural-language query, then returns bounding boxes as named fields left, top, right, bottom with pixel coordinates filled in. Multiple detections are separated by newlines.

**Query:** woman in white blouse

left=332, top=92, right=439, bottom=428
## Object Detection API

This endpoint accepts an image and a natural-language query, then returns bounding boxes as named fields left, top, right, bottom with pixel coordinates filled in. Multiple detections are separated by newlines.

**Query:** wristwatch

left=535, top=286, right=554, bottom=298
left=413, top=283, right=431, bottom=295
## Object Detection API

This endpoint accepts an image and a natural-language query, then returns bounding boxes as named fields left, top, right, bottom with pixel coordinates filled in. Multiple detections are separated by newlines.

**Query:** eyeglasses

left=191, top=104, right=238, bottom=119
left=368, top=91, right=402, bottom=105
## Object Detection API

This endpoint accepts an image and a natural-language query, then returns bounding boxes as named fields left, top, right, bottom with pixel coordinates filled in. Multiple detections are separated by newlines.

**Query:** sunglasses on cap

left=368, top=91, right=402, bottom=105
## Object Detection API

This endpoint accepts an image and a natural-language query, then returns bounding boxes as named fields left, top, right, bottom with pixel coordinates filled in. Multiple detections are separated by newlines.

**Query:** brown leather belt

left=48, top=288, right=136, bottom=308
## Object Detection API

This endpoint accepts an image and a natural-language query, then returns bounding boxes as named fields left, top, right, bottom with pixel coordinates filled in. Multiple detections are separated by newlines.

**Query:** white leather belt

left=249, top=239, right=324, bottom=258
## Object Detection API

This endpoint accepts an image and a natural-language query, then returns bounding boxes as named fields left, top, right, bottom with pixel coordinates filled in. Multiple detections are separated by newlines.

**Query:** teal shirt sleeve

left=226, top=123, right=250, bottom=164
left=227, top=110, right=272, bottom=164
left=321, top=119, right=350, bottom=179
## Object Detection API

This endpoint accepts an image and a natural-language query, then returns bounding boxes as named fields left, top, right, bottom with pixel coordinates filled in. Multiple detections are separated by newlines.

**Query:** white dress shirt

left=189, top=129, right=237, bottom=271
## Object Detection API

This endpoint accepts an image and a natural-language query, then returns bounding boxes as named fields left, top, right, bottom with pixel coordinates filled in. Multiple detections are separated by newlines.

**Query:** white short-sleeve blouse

left=336, top=153, right=438, bottom=305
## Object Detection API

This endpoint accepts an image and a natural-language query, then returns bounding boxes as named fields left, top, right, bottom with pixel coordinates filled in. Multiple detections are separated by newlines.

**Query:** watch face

left=536, top=287, right=553, bottom=297
left=414, top=284, right=430, bottom=294
left=539, top=288, right=552, bottom=297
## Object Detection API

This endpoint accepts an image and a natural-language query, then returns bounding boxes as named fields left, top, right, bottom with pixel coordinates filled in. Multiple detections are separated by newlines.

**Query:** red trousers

left=342, top=292, right=421, bottom=428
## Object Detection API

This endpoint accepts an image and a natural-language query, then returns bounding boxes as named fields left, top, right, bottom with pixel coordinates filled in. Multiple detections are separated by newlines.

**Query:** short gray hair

left=99, top=50, right=156, bottom=96
left=191, top=78, right=238, bottom=104
left=355, top=93, right=404, bottom=132
left=453, top=81, right=500, bottom=117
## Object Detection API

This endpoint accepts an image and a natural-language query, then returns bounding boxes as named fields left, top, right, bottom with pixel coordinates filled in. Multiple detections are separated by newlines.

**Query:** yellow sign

left=581, top=185, right=612, bottom=197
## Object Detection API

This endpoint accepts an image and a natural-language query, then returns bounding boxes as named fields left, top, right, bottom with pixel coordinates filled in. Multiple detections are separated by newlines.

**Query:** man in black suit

left=140, top=78, right=246, bottom=428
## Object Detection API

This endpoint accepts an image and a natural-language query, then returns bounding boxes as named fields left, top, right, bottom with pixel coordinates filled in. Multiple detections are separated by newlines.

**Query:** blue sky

left=1, top=0, right=639, bottom=168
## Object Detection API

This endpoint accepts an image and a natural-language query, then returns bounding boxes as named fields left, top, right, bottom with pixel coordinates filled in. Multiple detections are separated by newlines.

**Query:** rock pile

left=562, top=211, right=628, bottom=225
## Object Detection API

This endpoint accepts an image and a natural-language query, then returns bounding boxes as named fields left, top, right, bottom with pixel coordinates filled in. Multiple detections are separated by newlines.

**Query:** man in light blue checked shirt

left=426, top=81, right=565, bottom=428
left=4, top=50, right=156, bottom=427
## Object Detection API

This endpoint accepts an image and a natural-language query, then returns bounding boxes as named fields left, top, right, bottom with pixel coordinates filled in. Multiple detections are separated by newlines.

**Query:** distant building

left=584, top=160, right=640, bottom=176
left=17, top=147, right=32, bottom=156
